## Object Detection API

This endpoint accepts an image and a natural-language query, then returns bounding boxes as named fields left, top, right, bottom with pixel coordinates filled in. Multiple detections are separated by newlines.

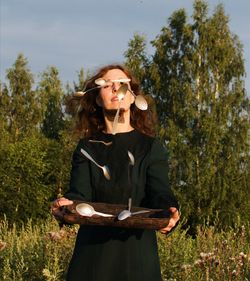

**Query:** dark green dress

left=65, top=130, right=179, bottom=281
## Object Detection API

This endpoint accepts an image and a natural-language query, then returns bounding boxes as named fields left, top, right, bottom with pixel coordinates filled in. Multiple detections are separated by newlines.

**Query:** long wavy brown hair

left=66, top=64, right=158, bottom=138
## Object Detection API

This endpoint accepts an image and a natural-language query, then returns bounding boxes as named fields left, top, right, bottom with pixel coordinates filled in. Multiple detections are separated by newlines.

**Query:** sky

left=1, top=0, right=250, bottom=95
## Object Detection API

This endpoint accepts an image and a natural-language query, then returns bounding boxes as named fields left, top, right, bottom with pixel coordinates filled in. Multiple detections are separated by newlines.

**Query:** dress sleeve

left=145, top=139, right=179, bottom=210
left=64, top=140, right=93, bottom=201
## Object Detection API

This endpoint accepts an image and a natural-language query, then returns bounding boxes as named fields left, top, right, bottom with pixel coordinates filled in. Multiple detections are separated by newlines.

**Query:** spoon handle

left=94, top=211, right=114, bottom=217
left=128, top=198, right=132, bottom=212
left=131, top=210, right=151, bottom=215
left=112, top=102, right=121, bottom=135
left=80, top=148, right=101, bottom=169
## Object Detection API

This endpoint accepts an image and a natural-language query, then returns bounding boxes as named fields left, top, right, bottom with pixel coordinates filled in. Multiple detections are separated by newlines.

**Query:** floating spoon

left=134, top=94, right=148, bottom=110
left=74, top=85, right=102, bottom=97
left=112, top=84, right=128, bottom=135
left=76, top=203, right=113, bottom=217
left=94, top=78, right=112, bottom=86
left=128, top=150, right=135, bottom=166
left=74, top=79, right=114, bottom=97
left=127, top=89, right=148, bottom=111
left=127, top=151, right=135, bottom=213
left=95, top=78, right=131, bottom=86
left=80, top=148, right=111, bottom=180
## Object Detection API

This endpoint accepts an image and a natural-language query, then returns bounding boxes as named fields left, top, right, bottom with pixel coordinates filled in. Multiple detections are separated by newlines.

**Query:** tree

left=0, top=134, right=55, bottom=224
left=3, top=54, right=42, bottom=141
left=124, top=0, right=250, bottom=232
left=124, top=33, right=150, bottom=88
left=39, top=66, right=65, bottom=140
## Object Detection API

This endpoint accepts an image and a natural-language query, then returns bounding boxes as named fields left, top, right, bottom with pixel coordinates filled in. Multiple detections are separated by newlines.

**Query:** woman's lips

left=111, top=97, right=119, bottom=102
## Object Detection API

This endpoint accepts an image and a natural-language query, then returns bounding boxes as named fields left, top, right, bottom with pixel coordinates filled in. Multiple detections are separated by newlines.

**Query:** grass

left=0, top=217, right=249, bottom=281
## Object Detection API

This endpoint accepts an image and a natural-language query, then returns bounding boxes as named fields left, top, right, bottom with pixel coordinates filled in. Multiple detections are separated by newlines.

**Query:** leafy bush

left=0, top=217, right=77, bottom=281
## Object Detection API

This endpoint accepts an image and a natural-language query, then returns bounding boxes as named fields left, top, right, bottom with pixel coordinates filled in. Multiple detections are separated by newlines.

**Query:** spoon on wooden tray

left=117, top=207, right=151, bottom=221
left=76, top=203, right=113, bottom=217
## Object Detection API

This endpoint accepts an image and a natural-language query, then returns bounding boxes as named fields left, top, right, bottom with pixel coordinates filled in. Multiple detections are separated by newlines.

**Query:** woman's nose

left=112, top=82, right=120, bottom=92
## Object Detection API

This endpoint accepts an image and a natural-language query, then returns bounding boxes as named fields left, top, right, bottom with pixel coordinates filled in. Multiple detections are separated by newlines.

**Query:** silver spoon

left=117, top=209, right=151, bottom=221
left=134, top=94, right=148, bottom=110
left=88, top=139, right=113, bottom=146
left=112, top=84, right=128, bottom=135
left=74, top=85, right=102, bottom=97
left=127, top=151, right=135, bottom=211
left=127, top=86, right=148, bottom=111
left=76, top=203, right=113, bottom=217
left=128, top=150, right=135, bottom=166
left=95, top=78, right=131, bottom=86
left=94, top=78, right=112, bottom=86
left=117, top=152, right=134, bottom=220
left=74, top=79, right=113, bottom=97
left=80, top=148, right=111, bottom=180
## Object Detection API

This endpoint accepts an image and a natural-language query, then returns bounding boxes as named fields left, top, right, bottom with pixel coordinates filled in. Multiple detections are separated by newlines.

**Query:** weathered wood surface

left=62, top=201, right=170, bottom=230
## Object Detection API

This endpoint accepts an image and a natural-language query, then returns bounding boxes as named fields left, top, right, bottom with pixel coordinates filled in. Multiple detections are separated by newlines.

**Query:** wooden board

left=62, top=201, right=170, bottom=230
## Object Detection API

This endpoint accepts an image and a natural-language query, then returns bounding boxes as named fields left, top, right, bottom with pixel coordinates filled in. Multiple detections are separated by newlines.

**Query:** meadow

left=0, top=217, right=249, bottom=281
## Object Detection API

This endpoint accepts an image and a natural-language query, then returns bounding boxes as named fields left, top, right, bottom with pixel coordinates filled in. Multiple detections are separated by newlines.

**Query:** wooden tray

left=62, top=200, right=170, bottom=230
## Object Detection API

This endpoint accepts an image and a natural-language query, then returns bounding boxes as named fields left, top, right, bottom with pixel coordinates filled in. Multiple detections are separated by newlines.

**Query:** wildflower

left=42, top=269, right=51, bottom=278
left=181, top=264, right=192, bottom=270
left=46, top=229, right=66, bottom=241
left=239, top=252, right=247, bottom=259
left=0, top=241, right=7, bottom=251
left=194, top=259, right=204, bottom=266
left=231, top=269, right=237, bottom=276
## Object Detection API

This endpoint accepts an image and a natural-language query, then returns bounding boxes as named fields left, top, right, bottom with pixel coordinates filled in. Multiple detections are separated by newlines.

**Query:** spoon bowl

left=135, top=95, right=148, bottom=110
left=74, top=85, right=102, bottom=97
left=94, top=78, right=112, bottom=86
left=128, top=151, right=135, bottom=166
left=117, top=209, right=151, bottom=221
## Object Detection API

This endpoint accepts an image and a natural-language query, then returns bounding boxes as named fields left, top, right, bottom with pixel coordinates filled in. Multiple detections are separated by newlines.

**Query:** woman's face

left=97, top=69, right=135, bottom=111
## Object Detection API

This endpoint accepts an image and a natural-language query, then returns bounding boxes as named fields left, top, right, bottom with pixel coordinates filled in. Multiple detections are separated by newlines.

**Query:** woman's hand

left=51, top=197, right=73, bottom=221
left=159, top=207, right=180, bottom=235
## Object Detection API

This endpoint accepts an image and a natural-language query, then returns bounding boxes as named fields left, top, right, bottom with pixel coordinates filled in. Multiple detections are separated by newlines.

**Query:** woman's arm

left=51, top=140, right=93, bottom=219
left=145, top=139, right=180, bottom=234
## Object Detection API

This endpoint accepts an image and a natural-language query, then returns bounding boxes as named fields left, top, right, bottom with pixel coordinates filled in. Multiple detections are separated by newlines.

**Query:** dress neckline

left=101, top=129, right=136, bottom=137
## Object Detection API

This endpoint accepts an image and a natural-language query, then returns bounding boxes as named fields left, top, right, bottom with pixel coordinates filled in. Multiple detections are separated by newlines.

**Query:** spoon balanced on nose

left=112, top=84, right=128, bottom=135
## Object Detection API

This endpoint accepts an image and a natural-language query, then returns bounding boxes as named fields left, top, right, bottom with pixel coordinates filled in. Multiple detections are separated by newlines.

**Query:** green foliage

left=0, top=54, right=79, bottom=226
left=124, top=0, right=250, bottom=232
left=0, top=131, right=76, bottom=225
left=0, top=134, right=53, bottom=224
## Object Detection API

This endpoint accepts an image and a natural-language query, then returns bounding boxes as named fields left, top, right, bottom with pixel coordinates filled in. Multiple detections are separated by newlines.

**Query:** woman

left=51, top=64, right=180, bottom=281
